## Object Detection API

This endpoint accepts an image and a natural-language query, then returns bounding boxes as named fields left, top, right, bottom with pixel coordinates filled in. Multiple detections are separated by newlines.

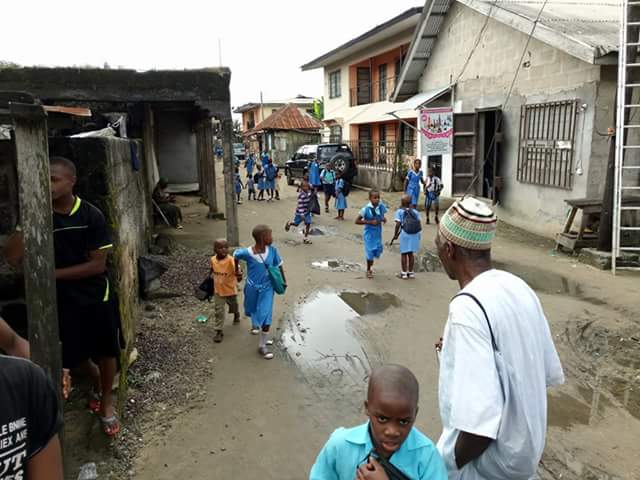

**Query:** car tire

left=331, top=153, right=352, bottom=176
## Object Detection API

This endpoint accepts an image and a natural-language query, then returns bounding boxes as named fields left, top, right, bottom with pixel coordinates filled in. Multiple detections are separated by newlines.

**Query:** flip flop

left=366, top=270, right=374, bottom=279
left=100, top=415, right=121, bottom=437
left=88, top=391, right=101, bottom=414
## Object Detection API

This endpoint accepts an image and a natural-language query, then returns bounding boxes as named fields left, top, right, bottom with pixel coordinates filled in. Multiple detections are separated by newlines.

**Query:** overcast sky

left=3, top=0, right=421, bottom=110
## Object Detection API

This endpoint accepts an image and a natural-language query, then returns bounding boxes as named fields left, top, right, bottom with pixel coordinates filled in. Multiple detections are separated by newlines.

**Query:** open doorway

left=477, top=109, right=502, bottom=202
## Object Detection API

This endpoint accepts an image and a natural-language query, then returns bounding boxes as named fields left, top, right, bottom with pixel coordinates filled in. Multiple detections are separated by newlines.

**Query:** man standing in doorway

left=434, top=197, right=564, bottom=479
left=5, top=156, right=121, bottom=437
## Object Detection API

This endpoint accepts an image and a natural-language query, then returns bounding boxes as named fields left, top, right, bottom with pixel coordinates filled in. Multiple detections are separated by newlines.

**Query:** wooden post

left=204, top=119, right=219, bottom=216
left=222, top=118, right=239, bottom=245
left=10, top=102, right=63, bottom=405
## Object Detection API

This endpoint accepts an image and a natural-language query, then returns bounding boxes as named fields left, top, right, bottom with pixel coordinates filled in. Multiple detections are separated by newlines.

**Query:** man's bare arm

left=27, top=434, right=63, bottom=480
left=0, top=316, right=30, bottom=358
left=55, top=249, right=108, bottom=281
left=455, top=431, right=493, bottom=469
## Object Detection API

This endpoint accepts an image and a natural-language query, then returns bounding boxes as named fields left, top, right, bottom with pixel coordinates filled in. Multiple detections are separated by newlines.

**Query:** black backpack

left=342, top=180, right=351, bottom=196
left=401, top=208, right=422, bottom=234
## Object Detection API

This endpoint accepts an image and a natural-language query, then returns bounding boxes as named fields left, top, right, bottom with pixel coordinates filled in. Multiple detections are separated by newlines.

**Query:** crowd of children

left=234, top=152, right=282, bottom=204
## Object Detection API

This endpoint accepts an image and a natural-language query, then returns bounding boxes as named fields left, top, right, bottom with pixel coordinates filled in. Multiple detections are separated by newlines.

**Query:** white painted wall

left=414, top=2, right=610, bottom=238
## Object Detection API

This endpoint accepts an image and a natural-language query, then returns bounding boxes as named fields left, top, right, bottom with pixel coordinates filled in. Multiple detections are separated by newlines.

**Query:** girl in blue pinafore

left=256, top=165, right=266, bottom=201
left=355, top=190, right=388, bottom=279
left=393, top=194, right=422, bottom=279
left=233, top=225, right=286, bottom=360
left=404, top=158, right=425, bottom=208
left=308, top=158, right=321, bottom=191
left=335, top=172, right=348, bottom=220
left=245, top=153, right=255, bottom=177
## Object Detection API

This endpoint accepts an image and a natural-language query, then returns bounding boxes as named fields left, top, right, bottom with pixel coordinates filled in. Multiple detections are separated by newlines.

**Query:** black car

left=284, top=143, right=357, bottom=186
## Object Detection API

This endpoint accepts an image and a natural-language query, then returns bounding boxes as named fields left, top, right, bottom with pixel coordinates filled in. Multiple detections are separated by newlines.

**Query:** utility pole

left=222, top=117, right=239, bottom=245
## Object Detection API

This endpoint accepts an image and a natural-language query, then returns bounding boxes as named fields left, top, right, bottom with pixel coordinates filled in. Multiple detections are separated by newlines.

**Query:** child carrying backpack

left=392, top=194, right=422, bottom=279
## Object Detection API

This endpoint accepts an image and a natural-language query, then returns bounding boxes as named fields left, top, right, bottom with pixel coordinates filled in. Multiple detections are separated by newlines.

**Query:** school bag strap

left=453, top=292, right=498, bottom=352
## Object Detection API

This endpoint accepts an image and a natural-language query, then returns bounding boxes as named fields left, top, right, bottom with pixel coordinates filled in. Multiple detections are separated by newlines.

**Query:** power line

left=463, top=0, right=550, bottom=197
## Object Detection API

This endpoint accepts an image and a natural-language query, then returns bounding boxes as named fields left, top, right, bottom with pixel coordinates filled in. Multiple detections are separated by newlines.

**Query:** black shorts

left=323, top=184, right=335, bottom=197
left=58, top=300, right=121, bottom=369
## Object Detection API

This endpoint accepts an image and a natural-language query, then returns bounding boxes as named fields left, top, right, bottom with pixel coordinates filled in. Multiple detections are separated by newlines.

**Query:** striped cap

left=440, top=197, right=497, bottom=250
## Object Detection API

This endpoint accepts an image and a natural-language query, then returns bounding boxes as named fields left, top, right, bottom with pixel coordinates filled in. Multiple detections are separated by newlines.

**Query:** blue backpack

left=401, top=208, right=422, bottom=234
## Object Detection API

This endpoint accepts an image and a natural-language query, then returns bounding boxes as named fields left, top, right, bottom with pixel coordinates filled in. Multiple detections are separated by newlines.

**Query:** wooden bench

left=555, top=198, right=601, bottom=252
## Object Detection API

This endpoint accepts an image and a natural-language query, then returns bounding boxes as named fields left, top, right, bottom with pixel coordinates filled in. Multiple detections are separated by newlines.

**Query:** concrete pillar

left=222, top=118, right=239, bottom=245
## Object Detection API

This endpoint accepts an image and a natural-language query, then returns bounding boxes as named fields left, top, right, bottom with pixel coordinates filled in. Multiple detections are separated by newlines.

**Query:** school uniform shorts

left=293, top=212, right=312, bottom=225
left=323, top=184, right=335, bottom=197
left=426, top=191, right=439, bottom=207
left=210, top=294, right=239, bottom=331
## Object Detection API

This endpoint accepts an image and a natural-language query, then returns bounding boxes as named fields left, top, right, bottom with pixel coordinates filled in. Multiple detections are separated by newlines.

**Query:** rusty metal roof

left=248, top=103, right=323, bottom=133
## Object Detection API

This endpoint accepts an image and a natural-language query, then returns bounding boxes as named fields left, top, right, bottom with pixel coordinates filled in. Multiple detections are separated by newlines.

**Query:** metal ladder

left=613, top=0, right=640, bottom=274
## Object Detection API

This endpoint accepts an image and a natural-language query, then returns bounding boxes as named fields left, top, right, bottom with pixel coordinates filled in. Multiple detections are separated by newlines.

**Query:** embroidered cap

left=439, top=197, right=497, bottom=250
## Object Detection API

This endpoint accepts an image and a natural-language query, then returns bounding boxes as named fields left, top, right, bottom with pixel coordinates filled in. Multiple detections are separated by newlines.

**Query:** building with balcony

left=302, top=6, right=451, bottom=188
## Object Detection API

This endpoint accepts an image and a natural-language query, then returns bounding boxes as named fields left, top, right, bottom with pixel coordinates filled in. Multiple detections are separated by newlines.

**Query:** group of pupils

left=234, top=152, right=280, bottom=203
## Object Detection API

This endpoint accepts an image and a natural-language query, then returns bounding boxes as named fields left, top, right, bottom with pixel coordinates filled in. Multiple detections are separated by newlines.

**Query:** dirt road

left=133, top=164, right=640, bottom=480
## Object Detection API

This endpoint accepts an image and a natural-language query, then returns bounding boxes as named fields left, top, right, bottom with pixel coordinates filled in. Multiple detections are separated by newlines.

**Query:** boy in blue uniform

left=234, top=167, right=244, bottom=204
left=256, top=165, right=266, bottom=201
left=424, top=167, right=443, bottom=225
left=392, top=194, right=422, bottom=279
left=245, top=153, right=255, bottom=177
left=264, top=158, right=277, bottom=201
left=404, top=158, right=425, bottom=208
left=310, top=364, right=447, bottom=480
left=233, top=225, right=286, bottom=360
left=355, top=190, right=387, bottom=279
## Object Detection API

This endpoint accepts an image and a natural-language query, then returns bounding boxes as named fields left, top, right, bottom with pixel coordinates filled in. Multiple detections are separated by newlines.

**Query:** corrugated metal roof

left=393, top=0, right=620, bottom=101
left=233, top=96, right=314, bottom=113
left=247, top=103, right=323, bottom=133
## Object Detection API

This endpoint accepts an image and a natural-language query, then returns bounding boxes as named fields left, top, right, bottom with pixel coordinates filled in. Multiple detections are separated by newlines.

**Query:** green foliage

left=313, top=97, right=324, bottom=120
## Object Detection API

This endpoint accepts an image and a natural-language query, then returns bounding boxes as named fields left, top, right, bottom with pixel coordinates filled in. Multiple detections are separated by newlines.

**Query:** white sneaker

left=251, top=328, right=260, bottom=335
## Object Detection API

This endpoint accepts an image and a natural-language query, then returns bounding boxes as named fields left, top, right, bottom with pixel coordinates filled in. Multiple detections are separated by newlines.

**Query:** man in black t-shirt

left=0, top=355, right=63, bottom=480
left=5, top=156, right=121, bottom=437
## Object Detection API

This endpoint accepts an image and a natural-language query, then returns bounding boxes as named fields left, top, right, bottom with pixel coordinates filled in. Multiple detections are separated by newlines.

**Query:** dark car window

left=318, top=146, right=339, bottom=161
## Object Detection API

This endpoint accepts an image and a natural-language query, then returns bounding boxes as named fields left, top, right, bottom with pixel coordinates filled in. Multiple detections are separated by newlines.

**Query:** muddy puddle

left=280, top=290, right=398, bottom=387
left=548, top=376, right=640, bottom=430
left=493, top=261, right=606, bottom=306
left=311, top=259, right=363, bottom=273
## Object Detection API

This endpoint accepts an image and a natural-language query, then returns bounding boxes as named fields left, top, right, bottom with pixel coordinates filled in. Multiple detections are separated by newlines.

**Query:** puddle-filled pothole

left=311, top=259, right=364, bottom=273
left=281, top=290, right=398, bottom=382
left=493, top=261, right=607, bottom=306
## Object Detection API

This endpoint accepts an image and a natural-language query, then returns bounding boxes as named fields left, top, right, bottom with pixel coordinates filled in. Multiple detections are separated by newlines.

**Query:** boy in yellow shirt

left=210, top=239, right=242, bottom=343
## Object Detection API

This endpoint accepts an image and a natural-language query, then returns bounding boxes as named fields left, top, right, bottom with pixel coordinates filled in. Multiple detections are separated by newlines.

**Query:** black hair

left=252, top=224, right=271, bottom=241
left=49, top=156, right=77, bottom=176
left=368, top=364, right=419, bottom=406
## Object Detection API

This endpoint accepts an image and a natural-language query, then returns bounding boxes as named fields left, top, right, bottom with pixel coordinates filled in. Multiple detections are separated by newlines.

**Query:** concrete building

left=234, top=96, right=316, bottom=137
left=392, top=0, right=619, bottom=238
left=243, top=103, right=323, bottom=165
left=302, top=7, right=447, bottom=189
left=0, top=67, right=231, bottom=193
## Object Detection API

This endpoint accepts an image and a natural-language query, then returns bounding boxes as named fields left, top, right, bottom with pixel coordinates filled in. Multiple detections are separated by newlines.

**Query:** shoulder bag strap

left=454, top=292, right=498, bottom=352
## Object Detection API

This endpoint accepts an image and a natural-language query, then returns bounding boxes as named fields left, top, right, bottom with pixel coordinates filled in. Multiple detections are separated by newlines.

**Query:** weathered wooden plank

left=11, top=103, right=63, bottom=406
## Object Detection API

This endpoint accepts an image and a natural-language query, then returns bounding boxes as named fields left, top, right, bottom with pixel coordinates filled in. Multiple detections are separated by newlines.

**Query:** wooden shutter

left=452, top=113, right=478, bottom=196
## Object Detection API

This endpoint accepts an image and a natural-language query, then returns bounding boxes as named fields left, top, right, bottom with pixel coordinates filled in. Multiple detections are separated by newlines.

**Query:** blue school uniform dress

left=395, top=208, right=422, bottom=254
left=309, top=160, right=321, bottom=187
left=406, top=169, right=423, bottom=206
left=310, top=422, right=447, bottom=480
left=360, top=202, right=387, bottom=261
left=245, top=156, right=255, bottom=176
left=234, top=173, right=242, bottom=194
left=233, top=246, right=283, bottom=328
left=335, top=178, right=348, bottom=210
left=264, top=163, right=277, bottom=190
left=257, top=172, right=266, bottom=191
left=261, top=153, right=270, bottom=167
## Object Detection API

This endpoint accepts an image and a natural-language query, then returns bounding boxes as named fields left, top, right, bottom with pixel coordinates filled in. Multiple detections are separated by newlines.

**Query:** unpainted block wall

left=419, top=2, right=612, bottom=237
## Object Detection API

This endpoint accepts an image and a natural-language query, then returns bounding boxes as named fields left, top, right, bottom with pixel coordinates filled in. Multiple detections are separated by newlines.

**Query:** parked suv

left=284, top=143, right=357, bottom=185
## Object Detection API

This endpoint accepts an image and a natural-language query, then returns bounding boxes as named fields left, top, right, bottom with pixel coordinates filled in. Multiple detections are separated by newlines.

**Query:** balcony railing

left=349, top=76, right=398, bottom=107
left=346, top=140, right=416, bottom=172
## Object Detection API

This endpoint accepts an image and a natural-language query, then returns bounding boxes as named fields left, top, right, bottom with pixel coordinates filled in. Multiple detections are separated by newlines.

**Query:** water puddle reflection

left=311, top=259, right=363, bottom=273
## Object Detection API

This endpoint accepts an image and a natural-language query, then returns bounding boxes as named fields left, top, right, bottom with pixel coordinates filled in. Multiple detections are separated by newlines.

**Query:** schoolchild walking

left=256, top=164, right=266, bottom=201
left=264, top=158, right=277, bottom=201
left=424, top=167, right=443, bottom=224
left=320, top=163, right=336, bottom=213
left=233, top=225, right=286, bottom=360
left=392, top=194, right=422, bottom=279
left=246, top=172, right=256, bottom=201
left=335, top=171, right=348, bottom=220
left=404, top=158, right=425, bottom=209
left=209, top=239, right=242, bottom=343
left=285, top=180, right=313, bottom=244
left=355, top=190, right=387, bottom=279
left=308, top=157, right=321, bottom=192
left=274, top=166, right=281, bottom=200
left=235, top=167, right=244, bottom=204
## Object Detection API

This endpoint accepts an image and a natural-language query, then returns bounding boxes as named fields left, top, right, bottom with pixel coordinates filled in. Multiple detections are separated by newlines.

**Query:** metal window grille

left=517, top=100, right=578, bottom=189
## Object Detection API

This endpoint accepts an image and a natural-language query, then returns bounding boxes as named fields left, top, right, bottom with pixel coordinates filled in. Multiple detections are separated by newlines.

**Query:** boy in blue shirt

left=355, top=190, right=387, bottom=279
left=233, top=225, right=286, bottom=360
left=310, top=364, right=447, bottom=480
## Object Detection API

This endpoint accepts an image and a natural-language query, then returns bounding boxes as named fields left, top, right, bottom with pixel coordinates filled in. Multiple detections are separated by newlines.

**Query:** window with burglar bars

left=517, top=100, right=578, bottom=189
